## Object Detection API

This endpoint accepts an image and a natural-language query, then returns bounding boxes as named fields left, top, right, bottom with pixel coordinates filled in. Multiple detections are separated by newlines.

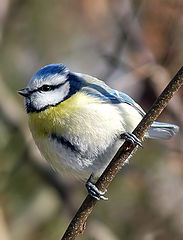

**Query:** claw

left=85, top=174, right=108, bottom=201
left=121, top=132, right=143, bottom=148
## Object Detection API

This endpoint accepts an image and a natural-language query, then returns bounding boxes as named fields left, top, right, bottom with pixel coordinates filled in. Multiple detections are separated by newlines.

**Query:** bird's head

left=18, top=63, right=82, bottom=113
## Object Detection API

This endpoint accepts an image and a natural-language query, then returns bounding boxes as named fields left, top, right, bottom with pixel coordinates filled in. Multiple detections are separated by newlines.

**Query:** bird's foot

left=85, top=174, right=108, bottom=200
left=121, top=132, right=143, bottom=148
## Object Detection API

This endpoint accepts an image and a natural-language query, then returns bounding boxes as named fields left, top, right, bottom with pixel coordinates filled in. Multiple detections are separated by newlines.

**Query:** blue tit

left=18, top=63, right=179, bottom=200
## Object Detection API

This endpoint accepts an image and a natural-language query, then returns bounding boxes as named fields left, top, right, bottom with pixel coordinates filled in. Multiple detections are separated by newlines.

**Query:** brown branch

left=61, top=66, right=183, bottom=240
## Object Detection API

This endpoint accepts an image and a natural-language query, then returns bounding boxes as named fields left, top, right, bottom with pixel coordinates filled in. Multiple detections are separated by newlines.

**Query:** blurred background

left=0, top=0, right=183, bottom=239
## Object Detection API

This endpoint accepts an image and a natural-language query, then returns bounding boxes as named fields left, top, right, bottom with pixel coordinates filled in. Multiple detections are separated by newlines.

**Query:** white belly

left=32, top=102, right=142, bottom=179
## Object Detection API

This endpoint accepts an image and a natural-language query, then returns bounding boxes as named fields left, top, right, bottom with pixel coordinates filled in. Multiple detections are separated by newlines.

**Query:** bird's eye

left=40, top=85, right=52, bottom=91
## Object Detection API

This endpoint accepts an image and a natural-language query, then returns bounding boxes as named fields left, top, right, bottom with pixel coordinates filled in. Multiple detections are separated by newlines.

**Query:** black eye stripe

left=39, top=85, right=52, bottom=91
left=29, top=80, right=69, bottom=94
left=38, top=82, right=64, bottom=92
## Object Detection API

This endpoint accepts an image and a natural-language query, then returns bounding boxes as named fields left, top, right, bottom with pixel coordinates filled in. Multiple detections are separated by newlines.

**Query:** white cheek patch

left=31, top=81, right=70, bottom=110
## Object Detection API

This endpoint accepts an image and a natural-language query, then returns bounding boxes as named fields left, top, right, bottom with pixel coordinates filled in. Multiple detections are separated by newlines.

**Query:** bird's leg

left=85, top=174, right=108, bottom=200
left=121, top=132, right=143, bottom=148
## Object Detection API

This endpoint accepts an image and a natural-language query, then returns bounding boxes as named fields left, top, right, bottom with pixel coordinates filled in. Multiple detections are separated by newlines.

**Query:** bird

left=18, top=63, right=179, bottom=200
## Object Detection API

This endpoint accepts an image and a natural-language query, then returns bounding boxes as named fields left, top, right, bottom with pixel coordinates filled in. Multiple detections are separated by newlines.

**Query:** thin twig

left=61, top=66, right=183, bottom=240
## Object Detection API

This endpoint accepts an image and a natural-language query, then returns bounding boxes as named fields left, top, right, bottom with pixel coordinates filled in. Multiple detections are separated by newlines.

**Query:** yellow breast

left=28, top=92, right=100, bottom=138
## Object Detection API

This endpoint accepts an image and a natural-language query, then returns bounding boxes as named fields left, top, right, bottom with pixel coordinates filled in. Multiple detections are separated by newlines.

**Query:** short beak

left=18, top=88, right=30, bottom=97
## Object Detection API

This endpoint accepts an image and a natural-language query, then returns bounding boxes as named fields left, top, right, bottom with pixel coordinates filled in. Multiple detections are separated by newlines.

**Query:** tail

left=147, top=121, right=179, bottom=140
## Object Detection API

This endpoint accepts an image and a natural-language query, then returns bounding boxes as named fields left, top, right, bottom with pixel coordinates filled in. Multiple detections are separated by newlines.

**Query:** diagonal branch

left=61, top=66, right=183, bottom=240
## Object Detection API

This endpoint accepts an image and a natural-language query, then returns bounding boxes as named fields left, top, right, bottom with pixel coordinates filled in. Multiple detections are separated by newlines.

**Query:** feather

left=147, top=122, right=179, bottom=140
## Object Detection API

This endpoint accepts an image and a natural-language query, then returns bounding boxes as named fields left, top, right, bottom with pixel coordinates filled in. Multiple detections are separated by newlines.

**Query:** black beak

left=18, top=88, right=30, bottom=97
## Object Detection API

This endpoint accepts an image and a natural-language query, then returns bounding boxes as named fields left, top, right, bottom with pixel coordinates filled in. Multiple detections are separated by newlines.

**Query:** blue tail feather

left=147, top=121, right=179, bottom=140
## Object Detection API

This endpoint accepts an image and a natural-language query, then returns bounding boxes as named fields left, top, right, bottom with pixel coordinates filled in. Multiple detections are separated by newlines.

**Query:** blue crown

left=33, top=63, right=69, bottom=80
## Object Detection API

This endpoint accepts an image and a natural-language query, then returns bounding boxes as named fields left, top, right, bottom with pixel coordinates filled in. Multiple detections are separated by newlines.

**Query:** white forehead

left=27, top=64, right=69, bottom=90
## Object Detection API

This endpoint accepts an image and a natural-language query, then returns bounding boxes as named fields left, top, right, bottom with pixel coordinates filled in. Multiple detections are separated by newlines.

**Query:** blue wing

left=78, top=73, right=145, bottom=116
left=71, top=72, right=179, bottom=140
